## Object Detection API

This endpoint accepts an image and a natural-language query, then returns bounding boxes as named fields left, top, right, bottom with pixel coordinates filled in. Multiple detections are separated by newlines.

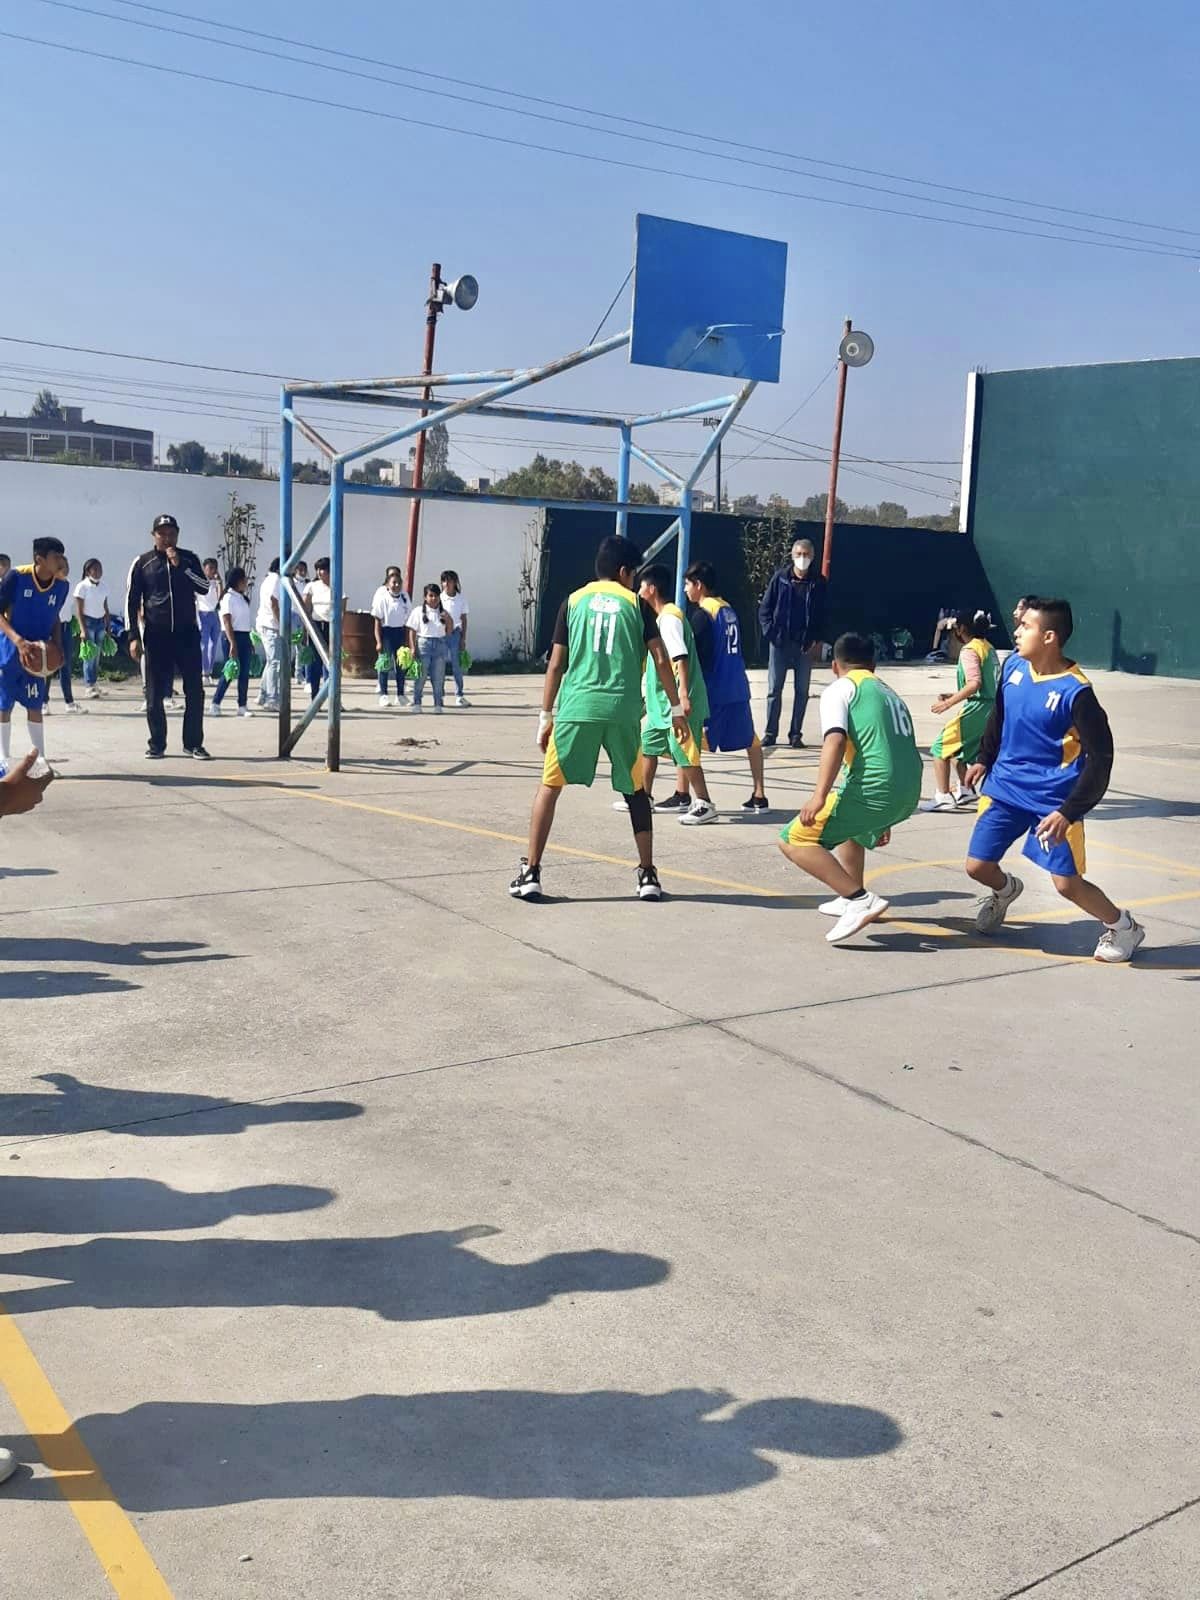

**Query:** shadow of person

left=46, top=1389, right=902, bottom=1510
left=0, top=1073, right=363, bottom=1139
left=0, top=971, right=139, bottom=1001
left=0, top=1227, right=669, bottom=1321
left=0, top=937, right=229, bottom=967
left=0, top=868, right=56, bottom=880
left=1, top=1176, right=334, bottom=1235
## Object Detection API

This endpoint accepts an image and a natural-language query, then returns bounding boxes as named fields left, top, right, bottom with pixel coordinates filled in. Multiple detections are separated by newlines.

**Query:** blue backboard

left=629, top=214, right=787, bottom=383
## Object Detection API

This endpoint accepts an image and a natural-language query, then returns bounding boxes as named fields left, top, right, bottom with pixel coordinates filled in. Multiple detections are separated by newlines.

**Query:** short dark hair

left=83, top=557, right=102, bottom=578
left=268, top=557, right=280, bottom=574
left=637, top=562, right=673, bottom=597
left=203, top=556, right=218, bottom=570
left=684, top=560, right=717, bottom=591
left=833, top=630, right=876, bottom=668
left=223, top=565, right=246, bottom=593
left=440, top=569, right=459, bottom=586
left=955, top=607, right=990, bottom=638
left=0, top=553, right=10, bottom=565
left=595, top=534, right=643, bottom=580
left=33, top=537, right=66, bottom=559
left=1026, top=597, right=1074, bottom=645
left=314, top=557, right=330, bottom=574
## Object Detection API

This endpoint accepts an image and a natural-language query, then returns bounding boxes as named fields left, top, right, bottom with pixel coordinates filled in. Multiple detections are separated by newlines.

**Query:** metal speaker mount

left=446, top=274, right=479, bottom=312
left=839, top=329, right=874, bottom=367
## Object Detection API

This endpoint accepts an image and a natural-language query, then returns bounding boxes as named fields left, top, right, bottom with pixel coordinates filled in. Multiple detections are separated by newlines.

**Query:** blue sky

left=2, top=0, right=1197, bottom=514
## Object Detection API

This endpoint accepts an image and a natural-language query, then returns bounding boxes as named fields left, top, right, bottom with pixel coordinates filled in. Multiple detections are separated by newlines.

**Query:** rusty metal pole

left=404, top=262, right=443, bottom=596
left=821, top=318, right=852, bottom=581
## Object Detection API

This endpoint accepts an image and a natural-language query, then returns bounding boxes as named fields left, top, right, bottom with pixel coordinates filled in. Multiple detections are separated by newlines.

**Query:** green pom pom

left=249, top=631, right=263, bottom=652
left=290, top=628, right=305, bottom=645
left=101, top=634, right=117, bottom=657
left=405, top=659, right=422, bottom=679
left=374, top=651, right=393, bottom=672
left=298, top=646, right=315, bottom=667
left=459, top=648, right=473, bottom=674
left=222, top=658, right=239, bottom=681
left=397, top=645, right=414, bottom=671
left=78, top=640, right=100, bottom=662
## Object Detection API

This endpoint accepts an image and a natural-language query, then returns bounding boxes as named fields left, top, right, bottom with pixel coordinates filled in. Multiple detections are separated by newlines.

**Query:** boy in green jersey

left=779, top=632, right=922, bottom=945
left=922, top=607, right=999, bottom=811
left=634, top=564, right=716, bottom=825
left=510, top=536, right=690, bottom=902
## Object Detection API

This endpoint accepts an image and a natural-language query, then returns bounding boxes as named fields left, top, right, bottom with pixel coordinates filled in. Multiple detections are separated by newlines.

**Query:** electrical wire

left=93, top=0, right=1200, bottom=243
left=3, top=28, right=1197, bottom=260
left=726, top=367, right=837, bottom=468
left=25, top=0, right=1199, bottom=255
left=587, top=267, right=634, bottom=346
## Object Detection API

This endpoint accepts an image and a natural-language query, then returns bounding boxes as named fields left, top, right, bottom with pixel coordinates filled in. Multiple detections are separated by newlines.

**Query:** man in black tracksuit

left=126, top=514, right=211, bottom=760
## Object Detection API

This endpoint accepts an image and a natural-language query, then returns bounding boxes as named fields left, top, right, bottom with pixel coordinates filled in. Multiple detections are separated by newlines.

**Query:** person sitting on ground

left=677, top=562, right=768, bottom=813
left=922, top=608, right=998, bottom=812
left=778, top=631, right=922, bottom=945
left=632, top=563, right=717, bottom=825
left=963, top=597, right=1144, bottom=963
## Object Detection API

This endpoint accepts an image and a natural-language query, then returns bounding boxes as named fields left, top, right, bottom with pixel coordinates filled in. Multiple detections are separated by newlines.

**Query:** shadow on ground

left=1, top=1176, right=334, bottom=1235
left=6, top=1388, right=902, bottom=1508
left=0, top=1073, right=363, bottom=1139
left=0, top=937, right=231, bottom=968
left=0, top=1226, right=667, bottom=1321
left=0, top=971, right=140, bottom=1000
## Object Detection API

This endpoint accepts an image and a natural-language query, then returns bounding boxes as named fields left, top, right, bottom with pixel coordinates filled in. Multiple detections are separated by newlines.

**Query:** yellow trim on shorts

left=784, top=790, right=839, bottom=847
left=1067, top=820, right=1086, bottom=873
left=542, top=730, right=566, bottom=788
left=939, top=713, right=964, bottom=759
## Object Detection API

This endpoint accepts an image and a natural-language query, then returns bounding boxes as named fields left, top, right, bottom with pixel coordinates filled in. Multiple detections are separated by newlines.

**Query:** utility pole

left=703, top=415, right=723, bottom=512
left=405, top=262, right=443, bottom=596
left=821, top=320, right=874, bottom=580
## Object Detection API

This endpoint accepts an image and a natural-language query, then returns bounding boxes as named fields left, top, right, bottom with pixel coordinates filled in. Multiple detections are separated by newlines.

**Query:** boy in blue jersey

left=964, top=597, right=1144, bottom=963
left=652, top=562, right=768, bottom=813
left=0, top=537, right=70, bottom=777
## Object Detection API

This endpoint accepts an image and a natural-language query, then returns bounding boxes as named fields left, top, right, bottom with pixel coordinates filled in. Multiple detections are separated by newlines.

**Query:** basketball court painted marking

left=0, top=1307, right=174, bottom=1598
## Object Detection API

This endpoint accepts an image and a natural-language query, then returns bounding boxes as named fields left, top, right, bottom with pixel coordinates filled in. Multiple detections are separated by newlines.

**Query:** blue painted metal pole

left=683, top=382, right=758, bottom=489
left=675, top=491, right=693, bottom=608
left=629, top=395, right=738, bottom=428
left=640, top=516, right=681, bottom=563
left=278, top=391, right=293, bottom=758
left=327, top=461, right=344, bottom=772
left=616, top=424, right=631, bottom=540
left=301, top=390, right=625, bottom=429
left=342, top=483, right=673, bottom=516
left=628, top=441, right=684, bottom=490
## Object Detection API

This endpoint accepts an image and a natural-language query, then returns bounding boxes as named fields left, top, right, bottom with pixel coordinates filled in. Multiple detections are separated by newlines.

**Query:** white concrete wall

left=0, top=461, right=538, bottom=658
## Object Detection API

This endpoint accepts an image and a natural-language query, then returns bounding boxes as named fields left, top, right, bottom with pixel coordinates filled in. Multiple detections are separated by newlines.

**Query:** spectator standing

left=74, top=558, right=110, bottom=700
left=302, top=557, right=344, bottom=702
left=406, top=584, right=453, bottom=712
left=197, top=558, right=222, bottom=679
left=291, top=559, right=310, bottom=684
left=757, top=536, right=828, bottom=748
left=210, top=567, right=254, bottom=718
left=47, top=572, right=85, bottom=717
left=370, top=565, right=411, bottom=708
left=255, top=558, right=283, bottom=711
left=440, top=569, right=471, bottom=707
left=125, top=513, right=211, bottom=761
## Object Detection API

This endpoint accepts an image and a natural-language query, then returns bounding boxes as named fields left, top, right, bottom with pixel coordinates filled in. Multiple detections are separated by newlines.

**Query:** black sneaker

left=186, top=746, right=213, bottom=761
left=762, top=734, right=778, bottom=747
left=653, top=790, right=689, bottom=812
left=788, top=735, right=805, bottom=749
left=509, top=859, right=542, bottom=900
left=145, top=747, right=165, bottom=761
left=637, top=865, right=664, bottom=901
left=741, top=794, right=769, bottom=811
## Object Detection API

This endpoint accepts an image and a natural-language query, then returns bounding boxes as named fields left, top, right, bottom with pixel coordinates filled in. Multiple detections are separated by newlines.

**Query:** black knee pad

left=627, top=789, right=653, bottom=834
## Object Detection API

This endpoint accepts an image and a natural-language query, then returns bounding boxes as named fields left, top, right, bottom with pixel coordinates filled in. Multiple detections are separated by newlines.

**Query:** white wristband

left=537, top=709, right=554, bottom=743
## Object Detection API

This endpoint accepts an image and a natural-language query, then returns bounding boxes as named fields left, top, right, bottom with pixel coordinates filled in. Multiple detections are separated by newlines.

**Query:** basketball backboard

left=629, top=214, right=787, bottom=383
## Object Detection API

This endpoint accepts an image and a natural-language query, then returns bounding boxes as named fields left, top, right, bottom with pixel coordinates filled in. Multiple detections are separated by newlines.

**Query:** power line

left=4, top=28, right=1197, bottom=261
left=732, top=421, right=960, bottom=485
left=27, top=0, right=1200, bottom=254
left=587, top=267, right=634, bottom=346
left=94, top=0, right=1200, bottom=243
left=727, top=367, right=837, bottom=468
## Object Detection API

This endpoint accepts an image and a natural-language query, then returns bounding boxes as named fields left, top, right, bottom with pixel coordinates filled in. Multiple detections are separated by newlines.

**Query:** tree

left=293, top=459, right=330, bottom=485
left=733, top=493, right=764, bottom=516
left=208, top=450, right=264, bottom=478
left=167, top=440, right=212, bottom=474
left=915, top=504, right=960, bottom=532
left=217, top=493, right=265, bottom=584
left=493, top=454, right=617, bottom=502
left=425, top=422, right=450, bottom=478
left=875, top=500, right=909, bottom=527
left=847, top=504, right=878, bottom=524
left=349, top=457, right=392, bottom=486
left=425, top=467, right=466, bottom=493
left=795, top=492, right=849, bottom=524
left=31, top=389, right=64, bottom=422
left=628, top=481, right=660, bottom=505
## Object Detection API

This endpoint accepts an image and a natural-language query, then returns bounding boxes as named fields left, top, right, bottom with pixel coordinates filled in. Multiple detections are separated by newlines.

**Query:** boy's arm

left=180, top=550, right=209, bottom=594
left=647, top=638, right=688, bottom=728
left=799, top=732, right=848, bottom=825
left=537, top=643, right=568, bottom=751
left=1055, top=690, right=1114, bottom=825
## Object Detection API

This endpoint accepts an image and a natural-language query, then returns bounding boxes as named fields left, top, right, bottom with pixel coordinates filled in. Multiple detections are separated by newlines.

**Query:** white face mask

left=793, top=553, right=813, bottom=573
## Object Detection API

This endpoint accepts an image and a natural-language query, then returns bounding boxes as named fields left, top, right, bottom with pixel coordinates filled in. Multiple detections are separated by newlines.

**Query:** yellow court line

left=0, top=1307, right=173, bottom=1598
left=1019, top=888, right=1200, bottom=924
left=1090, top=840, right=1200, bottom=879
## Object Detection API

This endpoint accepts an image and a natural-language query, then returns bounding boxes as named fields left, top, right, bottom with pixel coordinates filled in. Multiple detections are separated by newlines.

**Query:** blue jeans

left=213, top=631, right=252, bottom=708
left=448, top=628, right=465, bottom=696
left=306, top=620, right=330, bottom=700
left=82, top=615, right=106, bottom=686
left=765, top=640, right=814, bottom=741
left=376, top=625, right=409, bottom=700
left=199, top=610, right=222, bottom=677
left=414, top=635, right=449, bottom=707
left=257, top=626, right=283, bottom=706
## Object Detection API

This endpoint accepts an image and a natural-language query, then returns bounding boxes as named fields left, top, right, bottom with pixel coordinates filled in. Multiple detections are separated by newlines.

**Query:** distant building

left=379, top=461, right=412, bottom=487
left=0, top=405, right=154, bottom=467
left=468, top=475, right=492, bottom=493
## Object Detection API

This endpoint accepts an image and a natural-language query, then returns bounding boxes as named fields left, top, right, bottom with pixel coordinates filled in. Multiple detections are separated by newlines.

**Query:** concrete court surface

left=1, top=663, right=1197, bottom=1600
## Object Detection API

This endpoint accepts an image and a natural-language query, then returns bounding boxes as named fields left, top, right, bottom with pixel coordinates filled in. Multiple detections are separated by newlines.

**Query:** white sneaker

left=411, top=703, right=423, bottom=713
left=919, top=792, right=957, bottom=813
left=974, top=873, right=1024, bottom=933
left=433, top=705, right=444, bottom=715
left=138, top=699, right=147, bottom=712
left=0, top=1445, right=17, bottom=1484
left=164, top=698, right=179, bottom=711
left=826, top=892, right=890, bottom=944
left=612, top=797, right=630, bottom=811
left=455, top=695, right=470, bottom=708
left=377, top=695, right=391, bottom=708
left=818, top=895, right=850, bottom=916
left=1094, top=916, right=1145, bottom=963
left=209, top=702, right=222, bottom=716
left=955, top=786, right=979, bottom=808
left=680, top=800, right=718, bottom=826
left=83, top=686, right=100, bottom=699
left=65, top=701, right=85, bottom=715
left=237, top=707, right=254, bottom=719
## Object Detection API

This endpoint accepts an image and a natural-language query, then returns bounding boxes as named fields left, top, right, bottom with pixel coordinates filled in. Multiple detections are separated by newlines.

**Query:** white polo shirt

left=74, top=576, right=109, bottom=619
left=371, top=585, right=411, bottom=628
left=440, top=590, right=469, bottom=631
left=219, top=589, right=253, bottom=632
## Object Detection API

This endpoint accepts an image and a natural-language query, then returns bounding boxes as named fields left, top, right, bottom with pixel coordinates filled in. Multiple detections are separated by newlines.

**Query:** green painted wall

left=970, top=358, right=1200, bottom=678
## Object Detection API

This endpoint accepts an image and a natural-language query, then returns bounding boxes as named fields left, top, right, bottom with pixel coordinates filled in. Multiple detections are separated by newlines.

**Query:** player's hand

left=798, top=794, right=824, bottom=827
left=0, top=750, right=53, bottom=817
left=670, top=706, right=690, bottom=736
left=537, top=709, right=554, bottom=752
left=16, top=638, right=42, bottom=673
left=677, top=690, right=691, bottom=718
left=964, top=762, right=985, bottom=791
left=876, top=828, right=892, bottom=848
left=165, top=546, right=180, bottom=567
left=1036, top=810, right=1070, bottom=846
left=932, top=694, right=951, bottom=714
left=128, top=637, right=141, bottom=662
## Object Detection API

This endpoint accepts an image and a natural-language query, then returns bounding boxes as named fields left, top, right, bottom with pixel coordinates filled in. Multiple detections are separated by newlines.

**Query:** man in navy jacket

left=756, top=536, right=828, bottom=747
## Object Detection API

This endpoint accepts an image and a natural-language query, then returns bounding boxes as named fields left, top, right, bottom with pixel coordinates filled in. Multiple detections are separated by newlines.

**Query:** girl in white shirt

left=405, top=583, right=453, bottom=711
left=74, top=558, right=110, bottom=700
left=197, top=557, right=222, bottom=679
left=302, top=557, right=339, bottom=701
left=211, top=567, right=254, bottom=716
left=370, top=565, right=412, bottom=707
left=439, top=569, right=470, bottom=708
